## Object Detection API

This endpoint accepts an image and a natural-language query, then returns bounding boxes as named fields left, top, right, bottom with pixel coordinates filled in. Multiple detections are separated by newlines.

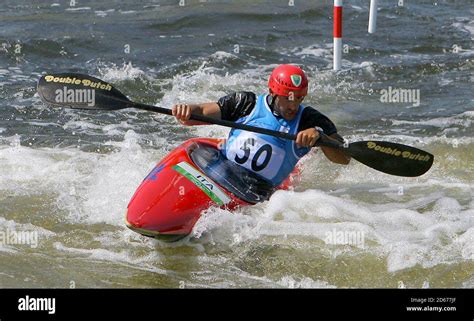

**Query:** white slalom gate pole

left=333, top=0, right=343, bottom=71
left=368, top=0, right=378, bottom=33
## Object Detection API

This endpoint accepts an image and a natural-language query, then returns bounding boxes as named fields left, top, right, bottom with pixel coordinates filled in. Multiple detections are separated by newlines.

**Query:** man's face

left=273, top=94, right=304, bottom=121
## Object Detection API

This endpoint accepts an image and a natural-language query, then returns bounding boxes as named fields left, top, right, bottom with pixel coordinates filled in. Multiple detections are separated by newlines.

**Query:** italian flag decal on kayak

left=172, top=161, right=231, bottom=206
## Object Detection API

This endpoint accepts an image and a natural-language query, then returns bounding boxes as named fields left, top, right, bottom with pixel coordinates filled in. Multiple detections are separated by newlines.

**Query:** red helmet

left=268, top=64, right=308, bottom=97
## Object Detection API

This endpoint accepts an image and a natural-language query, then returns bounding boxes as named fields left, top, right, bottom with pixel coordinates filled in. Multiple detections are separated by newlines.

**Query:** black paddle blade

left=346, top=141, right=434, bottom=177
left=37, top=73, right=131, bottom=110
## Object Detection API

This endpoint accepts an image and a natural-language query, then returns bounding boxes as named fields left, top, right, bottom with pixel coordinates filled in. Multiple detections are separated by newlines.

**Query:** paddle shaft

left=131, top=101, right=343, bottom=150
left=131, top=100, right=434, bottom=177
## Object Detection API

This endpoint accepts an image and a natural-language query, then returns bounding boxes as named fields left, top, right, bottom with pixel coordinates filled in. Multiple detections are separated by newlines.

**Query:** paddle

left=37, top=73, right=434, bottom=177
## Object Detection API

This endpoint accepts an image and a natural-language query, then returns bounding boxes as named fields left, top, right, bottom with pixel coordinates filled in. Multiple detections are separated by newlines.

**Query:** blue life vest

left=223, top=94, right=310, bottom=186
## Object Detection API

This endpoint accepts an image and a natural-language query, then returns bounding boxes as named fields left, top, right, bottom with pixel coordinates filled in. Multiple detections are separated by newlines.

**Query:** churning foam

left=0, top=131, right=167, bottom=226
left=191, top=188, right=473, bottom=273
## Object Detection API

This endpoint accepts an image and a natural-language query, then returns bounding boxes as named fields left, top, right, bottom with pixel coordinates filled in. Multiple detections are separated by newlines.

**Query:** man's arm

left=172, top=92, right=256, bottom=125
left=295, top=129, right=351, bottom=165
left=296, top=107, right=351, bottom=165
left=320, top=133, right=351, bottom=165
left=172, top=103, right=221, bottom=126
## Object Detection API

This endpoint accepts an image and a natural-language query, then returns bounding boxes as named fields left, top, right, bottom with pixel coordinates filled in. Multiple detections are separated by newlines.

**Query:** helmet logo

left=290, top=74, right=302, bottom=87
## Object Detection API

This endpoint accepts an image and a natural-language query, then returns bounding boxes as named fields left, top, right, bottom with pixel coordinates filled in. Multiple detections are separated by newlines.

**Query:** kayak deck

left=190, top=142, right=276, bottom=204
left=125, top=138, right=299, bottom=241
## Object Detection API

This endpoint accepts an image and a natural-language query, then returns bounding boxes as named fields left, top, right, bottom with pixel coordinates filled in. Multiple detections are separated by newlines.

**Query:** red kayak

left=125, top=138, right=298, bottom=241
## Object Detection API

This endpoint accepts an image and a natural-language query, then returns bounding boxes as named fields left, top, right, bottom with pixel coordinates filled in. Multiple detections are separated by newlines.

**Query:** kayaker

left=172, top=64, right=351, bottom=188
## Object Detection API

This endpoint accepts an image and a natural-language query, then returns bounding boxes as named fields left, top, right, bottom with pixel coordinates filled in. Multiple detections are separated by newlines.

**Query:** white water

left=1, top=54, right=473, bottom=288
